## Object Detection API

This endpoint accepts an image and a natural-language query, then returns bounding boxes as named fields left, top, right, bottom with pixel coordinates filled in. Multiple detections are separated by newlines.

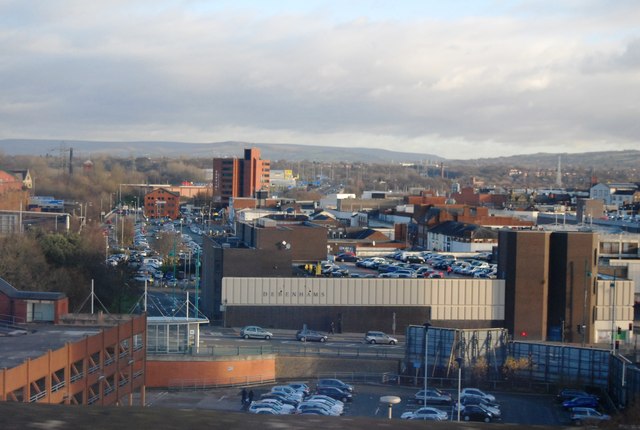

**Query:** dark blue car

left=562, top=396, right=599, bottom=409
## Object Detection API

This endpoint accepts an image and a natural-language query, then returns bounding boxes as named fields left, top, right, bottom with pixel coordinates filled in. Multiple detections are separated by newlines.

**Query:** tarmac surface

left=141, top=381, right=567, bottom=426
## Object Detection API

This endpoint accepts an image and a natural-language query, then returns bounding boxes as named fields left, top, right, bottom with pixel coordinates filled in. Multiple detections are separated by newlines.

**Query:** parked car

left=563, top=396, right=599, bottom=409
left=306, top=394, right=344, bottom=411
left=457, top=396, right=501, bottom=418
left=240, top=326, right=273, bottom=340
left=317, top=378, right=354, bottom=393
left=414, top=388, right=453, bottom=405
left=271, top=386, right=304, bottom=402
left=287, top=382, right=311, bottom=397
left=248, top=402, right=290, bottom=415
left=401, top=406, right=449, bottom=420
left=461, top=404, right=496, bottom=422
left=259, top=393, right=299, bottom=407
left=556, top=388, right=591, bottom=402
left=250, top=407, right=277, bottom=415
left=315, top=386, right=353, bottom=403
left=299, top=398, right=343, bottom=415
left=570, top=407, right=610, bottom=425
left=349, top=273, right=376, bottom=278
left=296, top=329, right=328, bottom=342
left=334, top=252, right=359, bottom=262
left=296, top=404, right=334, bottom=416
left=356, top=257, right=386, bottom=268
left=364, top=331, right=398, bottom=345
left=460, top=388, right=496, bottom=402
left=404, top=255, right=426, bottom=264
left=249, top=400, right=295, bottom=414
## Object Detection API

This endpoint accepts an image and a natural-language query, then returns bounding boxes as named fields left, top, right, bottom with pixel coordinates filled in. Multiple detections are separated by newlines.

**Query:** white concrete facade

left=593, top=279, right=635, bottom=345
left=222, top=277, right=505, bottom=321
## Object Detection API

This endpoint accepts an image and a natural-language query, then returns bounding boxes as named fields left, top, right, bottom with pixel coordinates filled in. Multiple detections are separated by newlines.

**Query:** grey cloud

left=0, top=1, right=639, bottom=158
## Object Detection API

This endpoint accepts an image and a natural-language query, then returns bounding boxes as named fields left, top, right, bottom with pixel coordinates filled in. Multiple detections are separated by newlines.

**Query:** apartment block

left=212, top=148, right=270, bottom=205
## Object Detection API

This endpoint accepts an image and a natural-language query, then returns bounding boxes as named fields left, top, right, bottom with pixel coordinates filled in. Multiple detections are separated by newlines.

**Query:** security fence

left=404, top=326, right=639, bottom=408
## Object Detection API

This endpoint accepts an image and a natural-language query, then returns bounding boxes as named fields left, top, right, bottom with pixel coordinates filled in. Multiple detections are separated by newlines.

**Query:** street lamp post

left=455, top=357, right=463, bottom=421
left=194, top=249, right=201, bottom=313
left=582, top=259, right=590, bottom=347
left=423, top=322, right=431, bottom=406
left=611, top=271, right=617, bottom=354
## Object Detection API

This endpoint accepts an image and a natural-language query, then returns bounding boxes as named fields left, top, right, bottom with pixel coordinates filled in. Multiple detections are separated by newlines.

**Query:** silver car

left=240, top=326, right=273, bottom=340
left=364, top=331, right=398, bottom=345
left=570, top=407, right=610, bottom=425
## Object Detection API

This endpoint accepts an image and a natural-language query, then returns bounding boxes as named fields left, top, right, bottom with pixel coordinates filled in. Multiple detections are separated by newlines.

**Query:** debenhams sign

left=262, top=289, right=326, bottom=298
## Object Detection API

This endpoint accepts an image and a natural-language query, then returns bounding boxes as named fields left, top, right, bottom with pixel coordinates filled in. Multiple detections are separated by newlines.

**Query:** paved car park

left=143, top=382, right=570, bottom=425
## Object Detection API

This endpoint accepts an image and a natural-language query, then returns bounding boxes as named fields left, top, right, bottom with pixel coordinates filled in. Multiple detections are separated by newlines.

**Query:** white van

left=143, top=257, right=162, bottom=268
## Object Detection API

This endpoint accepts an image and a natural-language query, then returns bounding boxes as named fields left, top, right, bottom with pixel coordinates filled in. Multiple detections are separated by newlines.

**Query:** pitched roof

left=428, top=220, right=498, bottom=240
left=0, top=170, right=20, bottom=184
left=612, top=189, right=637, bottom=196
left=0, top=277, right=66, bottom=300
left=345, top=228, right=386, bottom=240
left=9, top=169, right=29, bottom=179
left=146, top=187, right=180, bottom=197
left=309, top=211, right=336, bottom=221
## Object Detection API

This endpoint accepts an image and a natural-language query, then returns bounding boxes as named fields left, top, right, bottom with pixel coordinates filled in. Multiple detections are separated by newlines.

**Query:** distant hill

left=449, top=150, right=640, bottom=170
left=1, top=139, right=638, bottom=169
left=0, top=139, right=443, bottom=164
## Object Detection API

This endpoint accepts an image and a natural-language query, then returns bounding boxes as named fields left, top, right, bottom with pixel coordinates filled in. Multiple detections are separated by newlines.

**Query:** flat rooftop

left=0, top=314, right=135, bottom=369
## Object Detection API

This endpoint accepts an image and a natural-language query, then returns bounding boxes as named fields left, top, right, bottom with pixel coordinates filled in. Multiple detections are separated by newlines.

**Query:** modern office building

left=499, top=230, right=552, bottom=341
left=212, top=148, right=270, bottom=205
left=499, top=230, right=609, bottom=343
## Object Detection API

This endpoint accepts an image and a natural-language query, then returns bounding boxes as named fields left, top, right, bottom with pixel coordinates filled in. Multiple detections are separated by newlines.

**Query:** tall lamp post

left=423, top=322, right=432, bottom=406
left=610, top=271, right=617, bottom=354
left=582, top=259, right=590, bottom=347
left=455, top=357, right=463, bottom=421
left=194, top=249, right=201, bottom=313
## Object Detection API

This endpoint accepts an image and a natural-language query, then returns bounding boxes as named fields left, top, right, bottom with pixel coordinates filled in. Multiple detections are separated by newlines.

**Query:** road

left=196, top=327, right=406, bottom=359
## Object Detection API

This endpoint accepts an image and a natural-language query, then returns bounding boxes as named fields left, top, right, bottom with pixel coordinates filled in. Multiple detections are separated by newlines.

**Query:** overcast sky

left=1, top=1, right=638, bottom=159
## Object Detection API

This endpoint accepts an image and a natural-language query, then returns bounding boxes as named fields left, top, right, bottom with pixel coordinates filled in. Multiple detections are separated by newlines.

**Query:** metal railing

left=51, top=381, right=66, bottom=392
left=0, top=313, right=25, bottom=325
left=155, top=343, right=404, bottom=360
left=29, top=391, right=47, bottom=403
left=168, top=374, right=276, bottom=391
left=70, top=372, right=84, bottom=383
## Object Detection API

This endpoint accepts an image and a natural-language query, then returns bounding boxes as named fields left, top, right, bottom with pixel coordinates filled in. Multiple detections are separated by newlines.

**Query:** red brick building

left=212, top=148, right=270, bottom=205
left=143, top=188, right=180, bottom=220
left=414, top=205, right=534, bottom=249
left=451, top=186, right=508, bottom=208
left=0, top=277, right=68, bottom=324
